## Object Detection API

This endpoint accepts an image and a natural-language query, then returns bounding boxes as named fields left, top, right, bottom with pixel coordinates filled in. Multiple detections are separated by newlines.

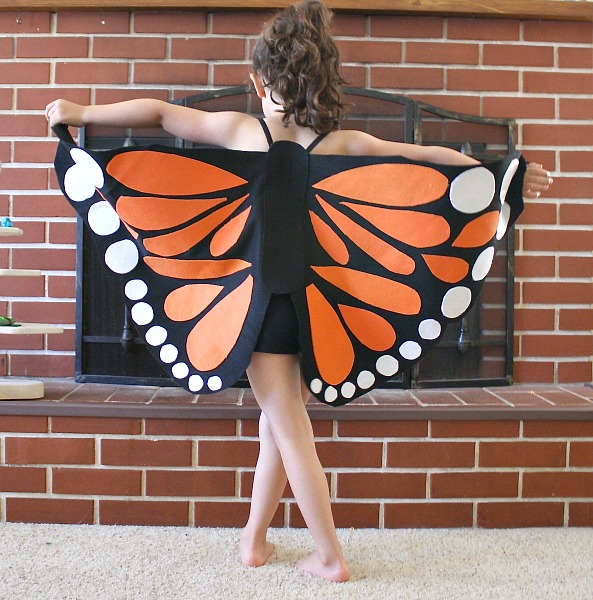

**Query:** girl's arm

left=45, top=98, right=253, bottom=149
left=341, top=130, right=553, bottom=196
left=340, top=129, right=480, bottom=166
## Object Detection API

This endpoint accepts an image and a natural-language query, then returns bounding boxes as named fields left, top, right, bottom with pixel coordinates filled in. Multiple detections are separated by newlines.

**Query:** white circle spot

left=130, top=302, right=153, bottom=326
left=145, top=325, right=167, bottom=346
left=172, top=362, right=189, bottom=379
left=472, top=246, right=495, bottom=281
left=88, top=201, right=121, bottom=236
left=376, top=355, right=399, bottom=377
left=125, top=279, right=148, bottom=301
left=188, top=375, right=204, bottom=392
left=357, top=370, right=375, bottom=389
left=450, top=167, right=495, bottom=214
left=496, top=202, right=511, bottom=240
left=400, top=341, right=422, bottom=361
left=500, top=158, right=519, bottom=204
left=104, top=239, right=138, bottom=274
left=310, top=379, right=323, bottom=394
left=208, top=376, right=223, bottom=391
left=341, top=382, right=356, bottom=399
left=324, top=387, right=338, bottom=403
left=441, top=286, right=472, bottom=319
left=160, top=344, right=178, bottom=364
left=64, top=148, right=104, bottom=202
left=419, top=319, right=441, bottom=340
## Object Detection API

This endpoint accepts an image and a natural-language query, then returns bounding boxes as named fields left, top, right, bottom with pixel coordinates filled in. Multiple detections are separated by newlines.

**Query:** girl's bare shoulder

left=321, top=129, right=418, bottom=158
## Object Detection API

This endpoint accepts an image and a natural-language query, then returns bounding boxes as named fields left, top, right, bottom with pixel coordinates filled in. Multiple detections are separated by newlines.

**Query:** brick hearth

left=0, top=381, right=591, bottom=528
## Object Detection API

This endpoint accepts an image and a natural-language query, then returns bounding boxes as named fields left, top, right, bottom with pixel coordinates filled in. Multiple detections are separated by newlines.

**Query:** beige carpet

left=0, top=523, right=591, bottom=599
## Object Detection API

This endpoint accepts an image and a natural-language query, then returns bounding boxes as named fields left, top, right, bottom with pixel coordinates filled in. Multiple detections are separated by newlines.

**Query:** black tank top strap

left=259, top=118, right=328, bottom=152
left=258, top=118, right=274, bottom=148
left=305, top=132, right=328, bottom=153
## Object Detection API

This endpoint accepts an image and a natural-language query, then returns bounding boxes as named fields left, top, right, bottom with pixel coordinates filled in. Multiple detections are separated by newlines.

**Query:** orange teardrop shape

left=306, top=284, right=354, bottom=385
left=339, top=304, right=396, bottom=351
left=164, top=283, right=223, bottom=321
left=186, top=275, right=253, bottom=371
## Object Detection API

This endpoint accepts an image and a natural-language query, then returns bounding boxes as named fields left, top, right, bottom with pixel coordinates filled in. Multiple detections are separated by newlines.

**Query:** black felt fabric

left=53, top=124, right=524, bottom=406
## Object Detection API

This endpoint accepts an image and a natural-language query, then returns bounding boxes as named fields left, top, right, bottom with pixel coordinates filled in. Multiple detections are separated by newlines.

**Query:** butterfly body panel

left=53, top=126, right=524, bottom=405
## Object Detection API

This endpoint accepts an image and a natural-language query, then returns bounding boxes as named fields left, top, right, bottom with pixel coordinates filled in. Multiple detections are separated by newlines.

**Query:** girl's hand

left=523, top=162, right=553, bottom=199
left=45, top=99, right=86, bottom=128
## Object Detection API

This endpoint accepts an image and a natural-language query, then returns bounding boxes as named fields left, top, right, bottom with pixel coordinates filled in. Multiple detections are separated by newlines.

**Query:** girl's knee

left=258, top=412, right=275, bottom=442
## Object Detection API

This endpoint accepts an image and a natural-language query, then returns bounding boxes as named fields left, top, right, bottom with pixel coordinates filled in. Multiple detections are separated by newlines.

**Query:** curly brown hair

left=251, top=0, right=347, bottom=134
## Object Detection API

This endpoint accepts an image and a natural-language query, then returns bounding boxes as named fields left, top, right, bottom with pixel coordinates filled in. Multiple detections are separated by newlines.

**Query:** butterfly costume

left=53, top=122, right=525, bottom=406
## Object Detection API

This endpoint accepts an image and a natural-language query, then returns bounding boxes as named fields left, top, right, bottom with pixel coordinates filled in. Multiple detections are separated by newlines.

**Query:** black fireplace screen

left=75, top=87, right=516, bottom=389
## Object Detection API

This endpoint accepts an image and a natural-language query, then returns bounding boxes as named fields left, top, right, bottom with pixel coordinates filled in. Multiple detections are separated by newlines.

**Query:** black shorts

left=253, top=294, right=300, bottom=354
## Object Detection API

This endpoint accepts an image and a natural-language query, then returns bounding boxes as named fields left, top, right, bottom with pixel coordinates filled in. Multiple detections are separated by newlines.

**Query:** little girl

left=46, top=0, right=551, bottom=583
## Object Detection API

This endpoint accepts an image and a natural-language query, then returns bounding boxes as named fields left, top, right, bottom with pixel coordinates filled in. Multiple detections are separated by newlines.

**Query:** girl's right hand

left=45, top=99, right=86, bottom=128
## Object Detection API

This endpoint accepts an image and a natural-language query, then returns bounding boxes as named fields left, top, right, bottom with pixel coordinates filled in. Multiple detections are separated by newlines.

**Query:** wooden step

left=0, top=268, right=42, bottom=277
left=0, top=227, right=23, bottom=237
left=0, top=379, right=44, bottom=400
left=0, top=323, right=64, bottom=335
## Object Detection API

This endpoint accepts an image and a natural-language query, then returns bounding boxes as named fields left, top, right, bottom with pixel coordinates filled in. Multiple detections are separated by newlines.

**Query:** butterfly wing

left=54, top=129, right=269, bottom=393
left=296, top=153, right=524, bottom=405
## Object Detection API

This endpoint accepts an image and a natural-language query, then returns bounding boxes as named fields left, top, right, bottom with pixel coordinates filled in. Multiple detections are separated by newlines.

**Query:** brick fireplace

left=0, top=5, right=591, bottom=528
left=0, top=7, right=591, bottom=383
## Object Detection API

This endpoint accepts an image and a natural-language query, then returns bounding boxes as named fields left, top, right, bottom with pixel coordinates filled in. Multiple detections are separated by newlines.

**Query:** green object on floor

left=0, top=316, right=20, bottom=327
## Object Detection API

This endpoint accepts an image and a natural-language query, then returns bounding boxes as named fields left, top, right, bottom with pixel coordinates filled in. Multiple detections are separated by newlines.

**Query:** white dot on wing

left=450, top=167, right=495, bottom=214
left=419, top=319, right=441, bottom=340
left=441, top=286, right=472, bottom=319
left=125, top=279, right=148, bottom=301
left=324, top=387, right=338, bottom=403
left=104, top=239, right=138, bottom=274
left=310, top=378, right=323, bottom=394
left=341, top=382, right=356, bottom=398
left=145, top=325, right=167, bottom=346
left=131, top=302, right=153, bottom=326
left=208, top=376, right=223, bottom=391
left=188, top=375, right=204, bottom=392
left=376, top=354, right=399, bottom=376
left=160, top=344, right=178, bottom=364
left=88, top=200, right=121, bottom=236
left=357, top=370, right=375, bottom=389
left=172, top=362, right=189, bottom=379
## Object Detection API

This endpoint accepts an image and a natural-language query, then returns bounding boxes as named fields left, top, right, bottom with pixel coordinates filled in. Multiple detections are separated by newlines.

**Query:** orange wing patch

left=422, top=254, right=469, bottom=283
left=186, top=275, right=254, bottom=371
left=313, top=266, right=421, bottom=315
left=143, top=196, right=247, bottom=257
left=453, top=211, right=500, bottom=248
left=107, top=151, right=247, bottom=196
left=164, top=283, right=223, bottom=322
left=116, top=196, right=226, bottom=231
left=342, top=203, right=450, bottom=248
left=338, top=304, right=396, bottom=351
left=307, top=284, right=354, bottom=385
left=317, top=196, right=415, bottom=275
left=144, top=256, right=250, bottom=280
left=313, top=164, right=449, bottom=207
left=310, top=211, right=349, bottom=265
left=210, top=206, right=252, bottom=257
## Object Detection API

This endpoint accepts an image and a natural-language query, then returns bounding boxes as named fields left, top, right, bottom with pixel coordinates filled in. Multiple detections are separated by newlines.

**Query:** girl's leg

left=239, top=411, right=287, bottom=567
left=240, top=375, right=310, bottom=566
left=245, top=352, right=350, bottom=582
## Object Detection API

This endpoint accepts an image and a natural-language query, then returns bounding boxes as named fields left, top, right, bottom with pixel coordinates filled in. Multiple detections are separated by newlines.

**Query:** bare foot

left=239, top=532, right=275, bottom=567
left=296, top=551, right=350, bottom=582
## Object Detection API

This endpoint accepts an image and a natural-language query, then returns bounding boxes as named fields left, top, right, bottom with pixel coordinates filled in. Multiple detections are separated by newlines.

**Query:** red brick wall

left=2, top=414, right=592, bottom=528
left=0, top=10, right=591, bottom=383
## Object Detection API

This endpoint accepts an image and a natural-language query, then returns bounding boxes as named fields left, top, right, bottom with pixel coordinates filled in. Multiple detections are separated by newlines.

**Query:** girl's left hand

left=523, top=162, right=553, bottom=199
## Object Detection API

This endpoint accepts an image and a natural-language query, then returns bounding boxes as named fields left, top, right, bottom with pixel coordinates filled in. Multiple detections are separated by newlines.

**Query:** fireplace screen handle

left=121, top=303, right=135, bottom=352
